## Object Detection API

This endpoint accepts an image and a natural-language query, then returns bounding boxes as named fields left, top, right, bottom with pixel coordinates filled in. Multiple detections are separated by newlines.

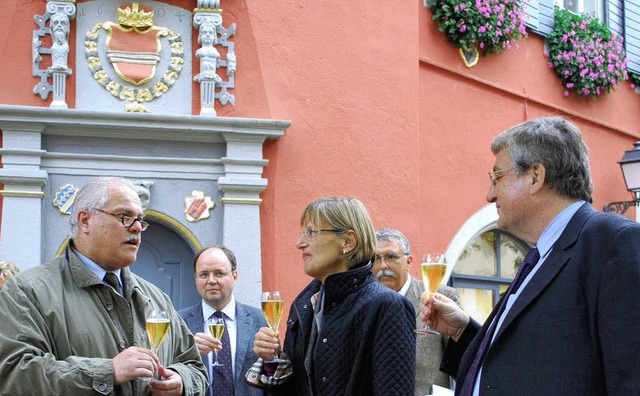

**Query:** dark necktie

left=212, top=311, right=234, bottom=396
left=103, top=272, right=120, bottom=295
left=459, top=247, right=540, bottom=396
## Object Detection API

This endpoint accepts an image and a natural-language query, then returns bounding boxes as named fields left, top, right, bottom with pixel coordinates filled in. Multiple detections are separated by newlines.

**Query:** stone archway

left=134, top=218, right=200, bottom=311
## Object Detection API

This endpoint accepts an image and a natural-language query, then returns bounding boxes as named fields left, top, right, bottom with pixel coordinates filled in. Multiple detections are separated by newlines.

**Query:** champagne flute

left=207, top=316, right=225, bottom=366
left=416, top=253, right=447, bottom=335
left=145, top=309, right=170, bottom=379
left=261, top=291, right=284, bottom=361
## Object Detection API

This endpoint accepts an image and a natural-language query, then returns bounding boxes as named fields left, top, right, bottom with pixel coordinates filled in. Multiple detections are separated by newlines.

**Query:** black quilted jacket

left=276, top=262, right=416, bottom=395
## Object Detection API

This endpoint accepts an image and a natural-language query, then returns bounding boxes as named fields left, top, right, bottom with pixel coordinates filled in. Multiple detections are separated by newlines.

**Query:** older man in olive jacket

left=0, top=177, right=207, bottom=395
left=374, top=228, right=460, bottom=396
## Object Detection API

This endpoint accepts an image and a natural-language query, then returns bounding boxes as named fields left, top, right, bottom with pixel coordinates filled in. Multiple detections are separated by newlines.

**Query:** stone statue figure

left=194, top=21, right=222, bottom=83
left=133, top=180, right=154, bottom=212
left=49, top=11, right=70, bottom=72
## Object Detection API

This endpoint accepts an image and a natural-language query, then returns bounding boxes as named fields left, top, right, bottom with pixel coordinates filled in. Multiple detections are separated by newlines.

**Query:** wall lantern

left=603, top=142, right=640, bottom=214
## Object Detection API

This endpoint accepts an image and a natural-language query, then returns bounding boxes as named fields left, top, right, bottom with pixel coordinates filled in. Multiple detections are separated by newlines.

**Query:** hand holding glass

left=417, top=253, right=447, bottom=335
left=207, top=316, right=225, bottom=366
left=261, top=291, right=284, bottom=361
left=145, top=310, right=170, bottom=379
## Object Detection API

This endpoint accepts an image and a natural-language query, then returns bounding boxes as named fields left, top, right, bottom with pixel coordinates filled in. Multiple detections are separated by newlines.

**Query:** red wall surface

left=1, top=0, right=639, bottom=317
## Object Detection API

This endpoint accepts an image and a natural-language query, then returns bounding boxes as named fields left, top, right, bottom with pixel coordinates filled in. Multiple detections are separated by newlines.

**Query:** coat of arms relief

left=33, top=0, right=236, bottom=115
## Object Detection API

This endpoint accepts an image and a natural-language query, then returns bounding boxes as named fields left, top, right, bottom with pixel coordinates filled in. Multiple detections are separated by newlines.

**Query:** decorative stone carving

left=32, top=1, right=76, bottom=108
left=49, top=11, right=71, bottom=73
left=193, top=3, right=236, bottom=116
left=84, top=2, right=184, bottom=112
left=133, top=180, right=154, bottom=212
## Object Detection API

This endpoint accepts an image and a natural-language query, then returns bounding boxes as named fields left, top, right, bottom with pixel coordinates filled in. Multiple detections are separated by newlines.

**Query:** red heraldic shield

left=106, top=25, right=164, bottom=86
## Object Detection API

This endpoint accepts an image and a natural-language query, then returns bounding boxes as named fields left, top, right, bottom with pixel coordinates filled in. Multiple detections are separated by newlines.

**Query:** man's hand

left=112, top=347, right=160, bottom=384
left=193, top=331, right=222, bottom=355
left=253, top=326, right=280, bottom=361
left=147, top=366, right=183, bottom=396
left=420, top=292, right=470, bottom=341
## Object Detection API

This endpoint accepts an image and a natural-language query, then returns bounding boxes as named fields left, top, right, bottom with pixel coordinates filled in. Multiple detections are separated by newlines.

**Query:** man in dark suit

left=180, top=245, right=267, bottom=396
left=420, top=116, right=640, bottom=395
left=374, top=228, right=460, bottom=396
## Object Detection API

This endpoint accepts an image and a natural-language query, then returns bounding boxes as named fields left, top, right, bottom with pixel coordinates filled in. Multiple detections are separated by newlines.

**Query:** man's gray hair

left=375, top=228, right=411, bottom=255
left=68, top=177, right=136, bottom=238
left=491, top=116, right=593, bottom=202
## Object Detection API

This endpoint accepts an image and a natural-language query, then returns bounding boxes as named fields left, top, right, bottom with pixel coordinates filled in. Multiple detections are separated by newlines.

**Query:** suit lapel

left=185, top=305, right=210, bottom=367
left=493, top=204, right=595, bottom=341
left=234, top=303, right=253, bottom=384
left=406, top=277, right=424, bottom=325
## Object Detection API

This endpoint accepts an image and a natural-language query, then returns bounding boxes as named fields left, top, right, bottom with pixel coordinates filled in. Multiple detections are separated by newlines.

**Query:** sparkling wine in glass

left=145, top=309, right=170, bottom=380
left=261, top=291, right=284, bottom=361
left=207, top=316, right=225, bottom=366
left=417, top=253, right=447, bottom=335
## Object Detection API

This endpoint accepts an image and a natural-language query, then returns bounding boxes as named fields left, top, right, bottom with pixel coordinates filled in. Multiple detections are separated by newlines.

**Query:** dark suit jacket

left=180, top=301, right=267, bottom=396
left=405, top=276, right=460, bottom=395
left=441, top=203, right=640, bottom=395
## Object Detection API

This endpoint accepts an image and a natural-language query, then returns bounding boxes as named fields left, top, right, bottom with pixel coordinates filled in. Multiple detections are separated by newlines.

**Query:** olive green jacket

left=0, top=247, right=208, bottom=395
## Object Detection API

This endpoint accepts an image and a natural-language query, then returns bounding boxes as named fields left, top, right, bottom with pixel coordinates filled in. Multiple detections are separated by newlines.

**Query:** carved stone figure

left=133, top=180, right=154, bottom=212
left=49, top=12, right=70, bottom=72
left=194, top=21, right=222, bottom=83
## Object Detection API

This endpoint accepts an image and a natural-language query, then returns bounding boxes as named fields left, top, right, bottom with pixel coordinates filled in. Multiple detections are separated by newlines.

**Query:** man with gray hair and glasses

left=374, top=228, right=460, bottom=395
left=0, top=176, right=207, bottom=395
left=421, top=116, right=640, bottom=395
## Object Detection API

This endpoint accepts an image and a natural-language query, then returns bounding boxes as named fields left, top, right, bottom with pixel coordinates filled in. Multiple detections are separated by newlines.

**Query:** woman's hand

left=253, top=327, right=280, bottom=361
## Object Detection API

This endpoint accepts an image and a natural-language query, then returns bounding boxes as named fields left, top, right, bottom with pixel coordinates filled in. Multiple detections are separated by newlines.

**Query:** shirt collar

left=71, top=245, right=122, bottom=285
left=202, top=295, right=236, bottom=321
left=537, top=200, right=586, bottom=259
left=398, top=275, right=412, bottom=297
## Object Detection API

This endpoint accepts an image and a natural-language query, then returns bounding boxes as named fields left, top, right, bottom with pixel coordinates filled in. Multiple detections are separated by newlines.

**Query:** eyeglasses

left=94, top=209, right=149, bottom=231
left=197, top=270, right=234, bottom=280
left=488, top=167, right=515, bottom=186
left=299, top=228, right=344, bottom=240
left=374, top=252, right=409, bottom=263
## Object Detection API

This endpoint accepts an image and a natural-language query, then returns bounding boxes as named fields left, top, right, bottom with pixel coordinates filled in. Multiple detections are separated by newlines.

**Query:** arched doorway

left=133, top=218, right=202, bottom=311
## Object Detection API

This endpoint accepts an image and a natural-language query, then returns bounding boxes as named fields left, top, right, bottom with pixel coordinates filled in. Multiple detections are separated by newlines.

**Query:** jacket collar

left=321, top=261, right=375, bottom=309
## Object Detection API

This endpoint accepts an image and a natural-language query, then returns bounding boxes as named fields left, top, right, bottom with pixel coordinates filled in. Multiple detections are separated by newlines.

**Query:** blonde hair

left=301, top=197, right=376, bottom=268
left=0, top=260, right=19, bottom=281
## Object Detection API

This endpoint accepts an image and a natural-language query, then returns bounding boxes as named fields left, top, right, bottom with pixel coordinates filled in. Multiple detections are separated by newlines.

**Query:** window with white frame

left=554, top=0, right=604, bottom=18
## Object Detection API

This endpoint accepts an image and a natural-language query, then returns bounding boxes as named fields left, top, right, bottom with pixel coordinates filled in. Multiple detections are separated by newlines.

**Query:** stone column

left=0, top=127, right=47, bottom=269
left=218, top=136, right=270, bottom=306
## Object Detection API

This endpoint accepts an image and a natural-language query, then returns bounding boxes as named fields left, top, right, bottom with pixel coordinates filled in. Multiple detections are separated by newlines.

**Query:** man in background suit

left=180, top=245, right=267, bottom=396
left=374, top=228, right=461, bottom=396
left=421, top=116, right=640, bottom=395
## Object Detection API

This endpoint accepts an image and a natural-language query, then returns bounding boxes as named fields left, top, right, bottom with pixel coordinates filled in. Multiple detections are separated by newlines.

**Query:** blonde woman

left=249, top=197, right=416, bottom=395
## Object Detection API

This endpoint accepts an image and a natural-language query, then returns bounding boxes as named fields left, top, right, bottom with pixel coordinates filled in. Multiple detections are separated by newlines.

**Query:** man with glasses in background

left=374, top=228, right=460, bottom=396
left=0, top=176, right=207, bottom=395
left=180, top=245, right=267, bottom=396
